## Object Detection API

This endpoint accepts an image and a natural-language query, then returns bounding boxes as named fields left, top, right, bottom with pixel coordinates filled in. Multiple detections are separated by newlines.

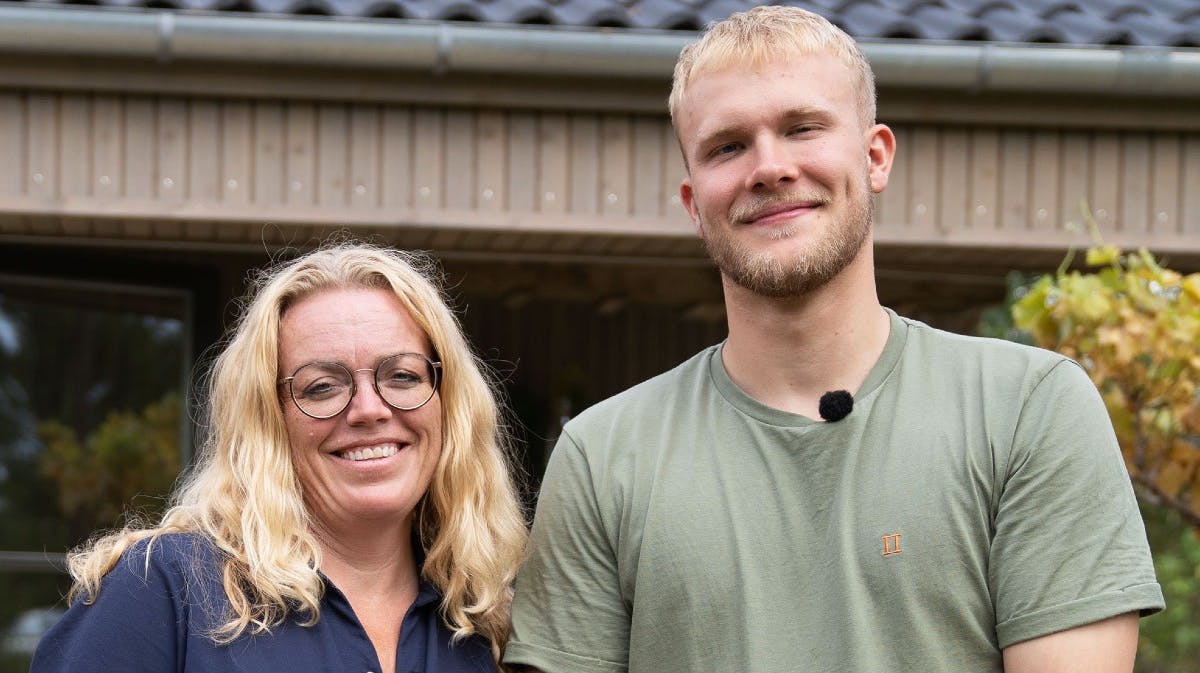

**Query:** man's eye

left=709, top=142, right=742, bottom=158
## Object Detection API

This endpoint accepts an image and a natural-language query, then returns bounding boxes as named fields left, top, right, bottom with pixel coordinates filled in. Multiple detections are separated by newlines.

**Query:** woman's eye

left=301, top=381, right=341, bottom=399
left=383, top=371, right=421, bottom=388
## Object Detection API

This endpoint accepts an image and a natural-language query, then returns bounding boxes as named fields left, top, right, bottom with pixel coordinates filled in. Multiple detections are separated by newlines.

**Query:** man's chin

left=727, top=269, right=833, bottom=299
left=712, top=240, right=867, bottom=299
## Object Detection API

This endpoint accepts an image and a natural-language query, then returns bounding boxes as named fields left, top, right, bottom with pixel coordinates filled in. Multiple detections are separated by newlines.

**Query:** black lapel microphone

left=818, top=390, right=853, bottom=422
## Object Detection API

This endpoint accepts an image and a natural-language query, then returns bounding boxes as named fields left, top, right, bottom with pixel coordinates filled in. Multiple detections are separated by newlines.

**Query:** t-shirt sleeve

left=30, top=540, right=185, bottom=672
left=990, top=359, right=1165, bottom=649
left=504, top=431, right=630, bottom=673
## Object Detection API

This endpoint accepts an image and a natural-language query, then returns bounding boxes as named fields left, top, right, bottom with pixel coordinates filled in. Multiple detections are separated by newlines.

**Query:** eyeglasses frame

left=277, top=352, right=443, bottom=419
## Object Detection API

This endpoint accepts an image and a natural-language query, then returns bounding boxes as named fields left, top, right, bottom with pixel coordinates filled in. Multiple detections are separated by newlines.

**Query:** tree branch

left=1131, top=471, right=1200, bottom=530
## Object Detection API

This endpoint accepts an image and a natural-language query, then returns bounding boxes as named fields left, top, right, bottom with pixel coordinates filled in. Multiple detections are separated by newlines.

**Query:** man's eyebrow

left=694, top=125, right=743, bottom=151
left=778, top=105, right=835, bottom=123
left=694, top=106, right=836, bottom=146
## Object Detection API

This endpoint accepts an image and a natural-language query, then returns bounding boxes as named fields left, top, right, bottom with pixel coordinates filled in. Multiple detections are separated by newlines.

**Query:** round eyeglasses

left=278, top=353, right=442, bottom=419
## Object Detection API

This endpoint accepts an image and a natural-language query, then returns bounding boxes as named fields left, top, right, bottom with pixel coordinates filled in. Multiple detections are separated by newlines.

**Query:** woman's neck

left=310, top=517, right=419, bottom=598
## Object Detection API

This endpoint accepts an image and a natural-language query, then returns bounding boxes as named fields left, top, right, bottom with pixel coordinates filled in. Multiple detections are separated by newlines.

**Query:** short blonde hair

left=68, top=242, right=528, bottom=665
left=669, top=5, right=877, bottom=130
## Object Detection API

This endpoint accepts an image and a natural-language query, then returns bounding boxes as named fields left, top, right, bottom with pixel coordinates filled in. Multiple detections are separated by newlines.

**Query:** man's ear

left=866, top=123, right=897, bottom=194
left=680, top=179, right=703, bottom=238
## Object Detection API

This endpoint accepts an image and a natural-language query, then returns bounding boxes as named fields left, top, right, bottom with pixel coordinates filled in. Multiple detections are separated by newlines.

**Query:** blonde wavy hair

left=66, top=242, right=528, bottom=665
left=669, top=5, right=877, bottom=131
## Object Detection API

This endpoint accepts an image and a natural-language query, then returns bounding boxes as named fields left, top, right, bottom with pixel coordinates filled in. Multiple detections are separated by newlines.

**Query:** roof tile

left=9, top=0, right=1198, bottom=48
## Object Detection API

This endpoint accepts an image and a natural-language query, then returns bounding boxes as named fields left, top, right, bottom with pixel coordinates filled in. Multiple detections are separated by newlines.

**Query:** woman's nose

left=343, top=369, right=392, bottom=425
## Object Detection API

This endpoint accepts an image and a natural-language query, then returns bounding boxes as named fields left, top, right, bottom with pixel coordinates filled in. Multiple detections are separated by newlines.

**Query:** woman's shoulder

left=113, top=531, right=220, bottom=580
left=90, top=531, right=226, bottom=616
left=30, top=532, right=223, bottom=672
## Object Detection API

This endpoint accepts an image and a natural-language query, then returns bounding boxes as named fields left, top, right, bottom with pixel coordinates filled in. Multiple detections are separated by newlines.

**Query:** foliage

left=1136, top=503, right=1200, bottom=673
left=979, top=239, right=1200, bottom=672
left=1010, top=224, right=1200, bottom=528
left=976, top=271, right=1036, bottom=345
left=37, top=393, right=182, bottom=532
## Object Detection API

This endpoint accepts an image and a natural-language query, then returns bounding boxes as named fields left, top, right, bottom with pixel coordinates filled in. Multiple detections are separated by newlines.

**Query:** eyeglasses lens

left=291, top=363, right=354, bottom=418
left=374, top=353, right=437, bottom=410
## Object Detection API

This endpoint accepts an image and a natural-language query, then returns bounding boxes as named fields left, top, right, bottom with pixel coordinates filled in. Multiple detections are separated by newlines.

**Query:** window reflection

left=0, top=276, right=189, bottom=672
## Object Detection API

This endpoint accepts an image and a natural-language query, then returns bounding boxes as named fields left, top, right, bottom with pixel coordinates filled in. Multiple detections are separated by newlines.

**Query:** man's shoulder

left=897, top=313, right=1073, bottom=376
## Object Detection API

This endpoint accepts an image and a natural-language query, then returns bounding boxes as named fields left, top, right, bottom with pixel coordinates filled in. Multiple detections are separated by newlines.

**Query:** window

left=0, top=275, right=191, bottom=671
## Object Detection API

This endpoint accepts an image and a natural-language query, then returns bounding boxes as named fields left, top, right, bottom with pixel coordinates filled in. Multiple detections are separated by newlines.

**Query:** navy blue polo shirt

left=31, top=533, right=496, bottom=673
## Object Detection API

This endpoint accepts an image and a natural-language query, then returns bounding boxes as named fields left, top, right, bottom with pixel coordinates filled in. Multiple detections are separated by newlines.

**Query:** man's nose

left=746, top=137, right=799, bottom=191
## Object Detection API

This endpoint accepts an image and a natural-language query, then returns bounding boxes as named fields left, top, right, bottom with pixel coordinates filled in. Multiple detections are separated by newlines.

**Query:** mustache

left=730, top=192, right=831, bottom=224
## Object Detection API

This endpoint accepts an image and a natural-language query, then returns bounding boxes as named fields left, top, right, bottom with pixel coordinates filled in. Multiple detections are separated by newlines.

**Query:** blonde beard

left=701, top=186, right=873, bottom=299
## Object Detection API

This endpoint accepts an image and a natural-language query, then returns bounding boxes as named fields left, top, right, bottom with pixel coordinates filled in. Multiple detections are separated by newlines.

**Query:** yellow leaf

left=1086, top=244, right=1121, bottom=267
left=1182, top=274, right=1200, bottom=303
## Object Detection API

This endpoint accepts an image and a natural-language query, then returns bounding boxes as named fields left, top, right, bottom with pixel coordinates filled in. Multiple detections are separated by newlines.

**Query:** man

left=504, top=6, right=1163, bottom=673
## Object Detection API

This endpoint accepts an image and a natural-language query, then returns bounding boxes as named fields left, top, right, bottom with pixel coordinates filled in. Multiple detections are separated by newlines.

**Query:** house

left=0, top=0, right=1197, bottom=589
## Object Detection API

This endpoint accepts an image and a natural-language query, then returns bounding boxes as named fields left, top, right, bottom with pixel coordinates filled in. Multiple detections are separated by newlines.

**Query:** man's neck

left=720, top=250, right=890, bottom=420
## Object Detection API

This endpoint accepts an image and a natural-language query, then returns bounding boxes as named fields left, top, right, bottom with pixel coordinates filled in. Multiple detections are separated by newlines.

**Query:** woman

left=32, top=243, right=528, bottom=673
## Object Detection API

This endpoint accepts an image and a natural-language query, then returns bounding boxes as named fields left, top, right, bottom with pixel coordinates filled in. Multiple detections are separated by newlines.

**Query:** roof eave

left=1, top=6, right=1198, bottom=98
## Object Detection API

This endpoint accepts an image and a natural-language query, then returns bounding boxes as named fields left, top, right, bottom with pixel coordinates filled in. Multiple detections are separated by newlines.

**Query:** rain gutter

left=0, top=4, right=1198, bottom=97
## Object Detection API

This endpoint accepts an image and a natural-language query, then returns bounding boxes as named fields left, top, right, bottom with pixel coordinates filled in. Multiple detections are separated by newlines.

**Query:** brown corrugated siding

left=1, top=90, right=1197, bottom=258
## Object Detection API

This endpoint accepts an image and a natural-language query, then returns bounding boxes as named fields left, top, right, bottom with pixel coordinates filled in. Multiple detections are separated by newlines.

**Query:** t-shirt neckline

left=708, top=307, right=908, bottom=427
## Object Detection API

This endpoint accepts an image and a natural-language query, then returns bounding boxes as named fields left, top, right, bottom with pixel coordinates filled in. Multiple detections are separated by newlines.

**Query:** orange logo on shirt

left=882, top=533, right=902, bottom=556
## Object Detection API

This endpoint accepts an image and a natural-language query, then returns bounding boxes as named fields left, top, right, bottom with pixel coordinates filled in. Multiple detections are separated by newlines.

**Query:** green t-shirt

left=506, top=310, right=1163, bottom=673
